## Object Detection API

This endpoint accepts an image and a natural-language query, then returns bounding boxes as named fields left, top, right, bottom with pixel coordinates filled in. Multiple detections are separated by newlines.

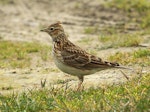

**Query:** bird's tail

left=116, top=65, right=133, bottom=71
left=101, top=60, right=133, bottom=71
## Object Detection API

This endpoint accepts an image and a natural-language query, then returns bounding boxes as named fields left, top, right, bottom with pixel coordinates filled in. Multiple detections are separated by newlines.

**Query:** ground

left=0, top=0, right=150, bottom=94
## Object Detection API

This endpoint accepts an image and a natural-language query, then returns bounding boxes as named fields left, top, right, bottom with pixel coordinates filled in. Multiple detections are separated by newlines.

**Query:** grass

left=78, top=37, right=94, bottom=44
left=0, top=73, right=149, bottom=111
left=0, top=40, right=51, bottom=68
left=98, top=33, right=142, bottom=49
left=0, top=0, right=14, bottom=5
left=134, top=49, right=150, bottom=58
left=107, top=0, right=150, bottom=12
left=81, top=31, right=143, bottom=50
left=107, top=0, right=150, bottom=28
left=109, top=49, right=150, bottom=66
left=84, top=27, right=99, bottom=34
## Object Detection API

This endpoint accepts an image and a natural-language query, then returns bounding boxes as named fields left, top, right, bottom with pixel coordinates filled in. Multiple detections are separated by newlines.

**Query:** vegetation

left=82, top=0, right=150, bottom=49
left=109, top=49, right=150, bottom=66
left=0, top=73, right=149, bottom=111
left=107, top=0, right=150, bottom=28
left=0, top=0, right=14, bottom=5
left=98, top=33, right=142, bottom=49
left=84, top=27, right=99, bottom=34
left=0, top=40, right=51, bottom=68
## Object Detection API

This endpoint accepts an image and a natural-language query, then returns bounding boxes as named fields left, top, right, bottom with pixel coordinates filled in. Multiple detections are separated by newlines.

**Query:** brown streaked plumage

left=41, top=21, right=130, bottom=90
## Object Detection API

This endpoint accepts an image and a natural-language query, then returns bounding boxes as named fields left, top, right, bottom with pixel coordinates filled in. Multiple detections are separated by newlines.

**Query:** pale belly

left=53, top=56, right=98, bottom=76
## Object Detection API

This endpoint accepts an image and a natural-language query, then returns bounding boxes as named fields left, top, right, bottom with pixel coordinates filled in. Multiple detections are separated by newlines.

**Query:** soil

left=0, top=0, right=149, bottom=94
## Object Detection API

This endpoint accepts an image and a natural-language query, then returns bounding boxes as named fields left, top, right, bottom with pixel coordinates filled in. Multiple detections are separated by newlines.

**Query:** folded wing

left=61, top=45, right=120, bottom=70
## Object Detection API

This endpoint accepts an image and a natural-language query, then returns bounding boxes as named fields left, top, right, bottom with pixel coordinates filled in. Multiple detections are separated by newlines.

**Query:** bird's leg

left=77, top=76, right=84, bottom=91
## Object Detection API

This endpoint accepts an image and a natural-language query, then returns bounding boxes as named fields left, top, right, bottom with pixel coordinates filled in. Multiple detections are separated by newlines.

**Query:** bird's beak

left=40, top=28, right=48, bottom=32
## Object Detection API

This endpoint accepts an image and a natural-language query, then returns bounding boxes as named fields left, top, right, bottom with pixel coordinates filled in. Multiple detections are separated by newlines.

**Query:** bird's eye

left=50, top=27, right=54, bottom=31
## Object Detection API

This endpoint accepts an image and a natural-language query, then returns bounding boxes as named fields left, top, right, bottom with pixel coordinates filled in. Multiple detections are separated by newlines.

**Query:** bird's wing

left=61, top=45, right=120, bottom=70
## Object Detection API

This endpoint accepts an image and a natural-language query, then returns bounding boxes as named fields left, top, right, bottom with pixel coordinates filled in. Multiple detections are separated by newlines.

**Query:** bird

left=41, top=21, right=130, bottom=90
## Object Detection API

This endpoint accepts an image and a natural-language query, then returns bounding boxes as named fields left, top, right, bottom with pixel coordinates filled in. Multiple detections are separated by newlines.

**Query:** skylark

left=41, top=21, right=130, bottom=90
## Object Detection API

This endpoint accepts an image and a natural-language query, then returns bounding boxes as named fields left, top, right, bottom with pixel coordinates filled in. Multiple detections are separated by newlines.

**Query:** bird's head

left=41, top=21, right=65, bottom=42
